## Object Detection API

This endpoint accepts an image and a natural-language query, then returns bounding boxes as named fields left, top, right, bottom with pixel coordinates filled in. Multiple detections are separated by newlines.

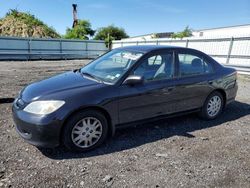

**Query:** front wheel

left=200, top=91, right=224, bottom=120
left=63, top=110, right=108, bottom=152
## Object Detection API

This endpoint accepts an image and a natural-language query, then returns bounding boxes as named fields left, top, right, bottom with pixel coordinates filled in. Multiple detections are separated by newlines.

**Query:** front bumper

left=12, top=105, right=63, bottom=148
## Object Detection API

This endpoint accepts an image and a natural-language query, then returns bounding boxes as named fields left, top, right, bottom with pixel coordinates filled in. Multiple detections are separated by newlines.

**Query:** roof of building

left=115, top=45, right=184, bottom=53
left=194, top=24, right=250, bottom=32
left=127, top=32, right=174, bottom=39
left=127, top=24, right=250, bottom=39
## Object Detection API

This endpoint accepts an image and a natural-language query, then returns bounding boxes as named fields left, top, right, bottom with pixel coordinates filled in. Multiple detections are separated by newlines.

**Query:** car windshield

left=80, top=49, right=144, bottom=84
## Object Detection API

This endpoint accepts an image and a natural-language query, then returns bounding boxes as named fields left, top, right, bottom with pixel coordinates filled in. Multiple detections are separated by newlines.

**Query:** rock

left=80, top=181, right=84, bottom=186
left=0, top=171, right=4, bottom=179
left=1, top=177, right=9, bottom=182
left=0, top=182, right=4, bottom=187
left=180, top=147, right=184, bottom=150
left=201, top=137, right=209, bottom=141
left=133, top=155, right=138, bottom=159
left=106, top=180, right=114, bottom=187
left=126, top=167, right=131, bottom=172
left=171, top=139, right=176, bottom=142
left=102, top=175, right=113, bottom=183
left=80, top=168, right=86, bottom=173
left=86, top=161, right=92, bottom=165
left=156, top=153, right=168, bottom=158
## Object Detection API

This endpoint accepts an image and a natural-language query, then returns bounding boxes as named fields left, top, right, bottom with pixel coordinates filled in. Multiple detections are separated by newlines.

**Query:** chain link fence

left=112, top=37, right=250, bottom=74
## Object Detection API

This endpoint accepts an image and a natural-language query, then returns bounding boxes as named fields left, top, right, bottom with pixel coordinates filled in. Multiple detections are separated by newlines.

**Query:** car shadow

left=0, top=98, right=15, bottom=104
left=40, top=101, right=250, bottom=159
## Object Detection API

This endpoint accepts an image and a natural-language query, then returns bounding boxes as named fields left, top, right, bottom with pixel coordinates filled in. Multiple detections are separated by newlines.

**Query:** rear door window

left=178, top=53, right=213, bottom=77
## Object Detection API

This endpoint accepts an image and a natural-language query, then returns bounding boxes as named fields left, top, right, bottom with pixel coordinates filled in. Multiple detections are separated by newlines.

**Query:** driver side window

left=133, top=52, right=174, bottom=81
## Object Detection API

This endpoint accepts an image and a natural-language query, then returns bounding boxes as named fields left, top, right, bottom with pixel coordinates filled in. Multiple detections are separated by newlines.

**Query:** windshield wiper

left=80, top=71, right=103, bottom=83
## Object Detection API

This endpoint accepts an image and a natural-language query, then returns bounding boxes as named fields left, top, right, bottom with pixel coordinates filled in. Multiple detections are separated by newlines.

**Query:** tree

left=94, top=25, right=129, bottom=48
left=171, top=26, right=192, bottom=39
left=64, top=20, right=95, bottom=40
left=0, top=9, right=60, bottom=38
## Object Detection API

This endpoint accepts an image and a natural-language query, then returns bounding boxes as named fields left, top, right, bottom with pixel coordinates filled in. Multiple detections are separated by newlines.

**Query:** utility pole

left=72, top=4, right=78, bottom=28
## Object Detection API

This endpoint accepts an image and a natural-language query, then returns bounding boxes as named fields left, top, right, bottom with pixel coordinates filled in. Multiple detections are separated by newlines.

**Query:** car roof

left=115, top=45, right=186, bottom=53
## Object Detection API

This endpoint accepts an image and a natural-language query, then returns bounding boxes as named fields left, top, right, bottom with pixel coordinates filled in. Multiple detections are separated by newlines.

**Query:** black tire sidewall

left=63, top=110, right=108, bottom=152
left=201, top=91, right=224, bottom=120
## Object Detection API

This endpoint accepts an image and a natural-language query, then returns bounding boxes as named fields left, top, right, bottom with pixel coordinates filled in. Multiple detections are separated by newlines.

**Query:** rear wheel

left=63, top=110, right=108, bottom=152
left=200, top=91, right=224, bottom=120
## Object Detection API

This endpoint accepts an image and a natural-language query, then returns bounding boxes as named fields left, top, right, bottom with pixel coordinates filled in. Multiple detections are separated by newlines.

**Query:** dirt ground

left=0, top=60, right=250, bottom=188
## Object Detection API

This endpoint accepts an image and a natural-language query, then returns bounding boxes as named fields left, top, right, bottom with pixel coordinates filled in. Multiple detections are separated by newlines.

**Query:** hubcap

left=71, top=117, right=102, bottom=148
left=207, top=95, right=222, bottom=117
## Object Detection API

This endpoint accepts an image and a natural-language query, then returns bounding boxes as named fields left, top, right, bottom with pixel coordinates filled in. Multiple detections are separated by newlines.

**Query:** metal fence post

left=185, top=39, right=189, bottom=48
left=226, top=37, right=234, bottom=64
left=59, top=40, right=62, bottom=59
left=110, top=41, right=113, bottom=50
left=121, top=42, right=123, bottom=47
left=27, top=38, right=31, bottom=60
left=136, top=41, right=139, bottom=46
left=156, top=40, right=159, bottom=45
left=86, top=41, right=88, bottom=59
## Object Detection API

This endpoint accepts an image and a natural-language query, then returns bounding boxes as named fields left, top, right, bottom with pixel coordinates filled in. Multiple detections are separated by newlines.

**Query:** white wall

left=112, top=37, right=250, bottom=69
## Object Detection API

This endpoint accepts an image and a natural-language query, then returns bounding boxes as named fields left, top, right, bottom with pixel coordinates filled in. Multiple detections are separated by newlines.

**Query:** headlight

left=23, top=100, right=65, bottom=115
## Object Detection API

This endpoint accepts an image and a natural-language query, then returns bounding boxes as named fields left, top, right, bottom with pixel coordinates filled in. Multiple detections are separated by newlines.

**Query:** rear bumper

left=12, top=106, right=62, bottom=148
left=225, top=81, right=238, bottom=105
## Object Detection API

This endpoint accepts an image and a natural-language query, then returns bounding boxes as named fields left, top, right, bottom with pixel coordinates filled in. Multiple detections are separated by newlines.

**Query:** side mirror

left=123, top=75, right=143, bottom=85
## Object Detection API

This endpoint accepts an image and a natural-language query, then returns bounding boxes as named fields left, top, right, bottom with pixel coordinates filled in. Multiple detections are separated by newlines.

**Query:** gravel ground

left=0, top=60, right=250, bottom=188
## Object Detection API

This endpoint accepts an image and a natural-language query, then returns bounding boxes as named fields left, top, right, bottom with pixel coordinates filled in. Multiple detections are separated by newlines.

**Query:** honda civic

left=12, top=45, right=238, bottom=152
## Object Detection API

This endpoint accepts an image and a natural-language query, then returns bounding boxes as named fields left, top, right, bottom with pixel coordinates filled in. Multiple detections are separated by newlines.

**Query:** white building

left=122, top=24, right=250, bottom=41
left=122, top=32, right=174, bottom=41
left=192, top=24, right=250, bottom=38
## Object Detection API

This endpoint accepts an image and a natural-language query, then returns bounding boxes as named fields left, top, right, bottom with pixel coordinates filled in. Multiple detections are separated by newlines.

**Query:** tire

left=63, top=110, right=108, bottom=152
left=200, top=91, right=224, bottom=120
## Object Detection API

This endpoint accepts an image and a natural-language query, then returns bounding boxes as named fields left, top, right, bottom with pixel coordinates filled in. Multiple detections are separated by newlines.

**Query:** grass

left=0, top=9, right=60, bottom=38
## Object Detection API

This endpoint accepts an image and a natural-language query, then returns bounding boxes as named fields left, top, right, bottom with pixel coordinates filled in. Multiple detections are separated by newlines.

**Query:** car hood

left=21, top=71, right=101, bottom=102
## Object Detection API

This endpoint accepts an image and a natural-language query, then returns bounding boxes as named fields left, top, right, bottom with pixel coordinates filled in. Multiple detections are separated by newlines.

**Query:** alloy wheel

left=207, top=95, right=222, bottom=117
left=71, top=117, right=103, bottom=148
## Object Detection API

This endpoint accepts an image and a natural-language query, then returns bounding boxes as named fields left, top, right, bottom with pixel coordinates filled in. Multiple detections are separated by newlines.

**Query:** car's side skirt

left=115, top=108, right=201, bottom=129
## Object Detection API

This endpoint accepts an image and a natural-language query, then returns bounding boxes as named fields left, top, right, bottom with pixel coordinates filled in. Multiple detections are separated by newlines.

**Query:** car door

left=173, top=49, right=215, bottom=112
left=118, top=50, right=177, bottom=124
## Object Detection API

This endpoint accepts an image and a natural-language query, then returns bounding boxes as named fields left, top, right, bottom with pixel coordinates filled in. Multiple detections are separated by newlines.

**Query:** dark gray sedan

left=12, top=45, right=238, bottom=152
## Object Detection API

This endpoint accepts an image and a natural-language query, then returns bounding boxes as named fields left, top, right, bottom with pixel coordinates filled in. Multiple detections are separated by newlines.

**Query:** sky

left=0, top=0, right=250, bottom=37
